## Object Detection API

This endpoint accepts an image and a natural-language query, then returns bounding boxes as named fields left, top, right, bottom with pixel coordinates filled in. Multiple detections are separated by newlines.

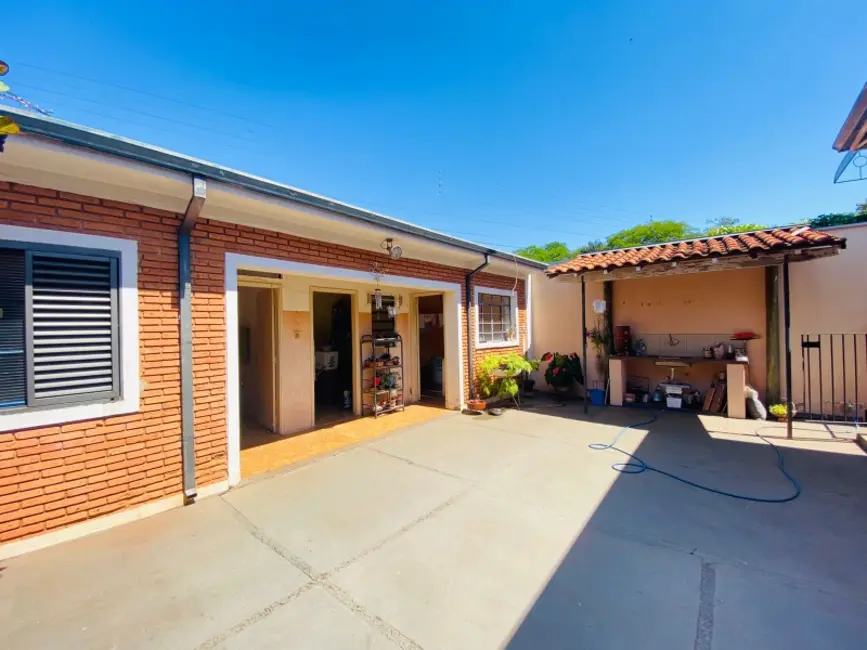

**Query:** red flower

left=552, top=368, right=560, bottom=375
left=541, top=352, right=553, bottom=362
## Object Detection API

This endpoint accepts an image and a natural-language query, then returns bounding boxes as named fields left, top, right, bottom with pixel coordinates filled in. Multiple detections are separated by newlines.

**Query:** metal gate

left=799, top=334, right=867, bottom=422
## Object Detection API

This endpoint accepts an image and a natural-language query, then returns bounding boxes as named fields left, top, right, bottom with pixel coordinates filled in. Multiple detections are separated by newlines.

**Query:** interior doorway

left=238, top=285, right=279, bottom=444
left=313, top=291, right=355, bottom=426
left=417, top=294, right=445, bottom=405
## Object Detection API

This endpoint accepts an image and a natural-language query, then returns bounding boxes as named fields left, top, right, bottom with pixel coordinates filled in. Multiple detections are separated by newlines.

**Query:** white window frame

left=474, top=286, right=519, bottom=349
left=0, top=225, right=139, bottom=432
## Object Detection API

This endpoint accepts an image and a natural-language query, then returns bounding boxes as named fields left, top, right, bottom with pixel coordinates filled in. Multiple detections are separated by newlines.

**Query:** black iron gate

left=799, top=334, right=867, bottom=422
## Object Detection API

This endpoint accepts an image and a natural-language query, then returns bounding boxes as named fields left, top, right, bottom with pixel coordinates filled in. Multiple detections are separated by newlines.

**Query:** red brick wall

left=0, top=182, right=527, bottom=546
left=0, top=183, right=183, bottom=545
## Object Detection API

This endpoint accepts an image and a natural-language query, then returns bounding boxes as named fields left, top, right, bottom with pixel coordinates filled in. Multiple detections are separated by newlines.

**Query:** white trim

left=0, top=225, right=140, bottom=432
left=474, top=285, right=520, bottom=350
left=0, top=481, right=229, bottom=561
left=225, top=252, right=463, bottom=486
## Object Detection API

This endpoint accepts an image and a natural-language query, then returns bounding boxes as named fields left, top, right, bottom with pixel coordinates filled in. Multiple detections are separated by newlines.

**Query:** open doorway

left=417, top=294, right=445, bottom=405
left=238, top=285, right=279, bottom=447
left=313, top=291, right=355, bottom=426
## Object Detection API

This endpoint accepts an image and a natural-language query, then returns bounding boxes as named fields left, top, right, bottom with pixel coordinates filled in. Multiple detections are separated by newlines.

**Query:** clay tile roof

left=546, top=226, right=846, bottom=277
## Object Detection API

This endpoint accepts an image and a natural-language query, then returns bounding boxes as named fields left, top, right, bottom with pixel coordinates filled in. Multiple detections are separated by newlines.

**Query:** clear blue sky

left=3, top=1, right=865, bottom=251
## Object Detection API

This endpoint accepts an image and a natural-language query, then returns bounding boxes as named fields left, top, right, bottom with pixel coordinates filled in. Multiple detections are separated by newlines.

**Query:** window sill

left=0, top=396, right=140, bottom=433
left=476, top=339, right=520, bottom=351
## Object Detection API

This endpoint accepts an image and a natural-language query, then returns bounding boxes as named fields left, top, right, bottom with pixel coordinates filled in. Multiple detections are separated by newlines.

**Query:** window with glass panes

left=477, top=292, right=514, bottom=343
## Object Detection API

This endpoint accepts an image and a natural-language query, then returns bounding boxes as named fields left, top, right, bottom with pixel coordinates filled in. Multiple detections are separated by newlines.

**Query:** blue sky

left=2, top=1, right=864, bottom=251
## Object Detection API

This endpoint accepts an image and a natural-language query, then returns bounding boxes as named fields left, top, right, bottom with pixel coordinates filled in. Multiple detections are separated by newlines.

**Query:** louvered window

left=0, top=245, right=120, bottom=410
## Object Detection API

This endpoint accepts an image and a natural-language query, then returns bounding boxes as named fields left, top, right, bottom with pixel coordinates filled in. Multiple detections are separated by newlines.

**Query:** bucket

left=588, top=388, right=606, bottom=406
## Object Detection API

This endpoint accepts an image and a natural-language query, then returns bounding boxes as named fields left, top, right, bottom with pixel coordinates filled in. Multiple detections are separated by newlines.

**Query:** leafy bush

left=540, top=352, right=584, bottom=388
left=477, top=352, right=535, bottom=399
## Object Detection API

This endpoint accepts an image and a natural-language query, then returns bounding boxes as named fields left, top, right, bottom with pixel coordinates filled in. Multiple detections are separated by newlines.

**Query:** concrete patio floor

left=2, top=404, right=866, bottom=649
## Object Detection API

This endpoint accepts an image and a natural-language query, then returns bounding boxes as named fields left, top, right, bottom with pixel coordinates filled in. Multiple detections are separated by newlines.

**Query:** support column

left=726, top=363, right=747, bottom=419
left=581, top=275, right=588, bottom=414
left=765, top=266, right=780, bottom=405
left=609, top=358, right=626, bottom=406
left=783, top=258, right=793, bottom=439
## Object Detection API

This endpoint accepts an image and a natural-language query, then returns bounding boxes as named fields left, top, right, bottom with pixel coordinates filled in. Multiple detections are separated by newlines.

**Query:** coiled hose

left=589, top=415, right=801, bottom=503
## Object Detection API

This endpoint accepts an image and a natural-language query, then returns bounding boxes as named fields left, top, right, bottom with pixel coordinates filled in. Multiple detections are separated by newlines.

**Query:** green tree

left=514, top=241, right=576, bottom=263
left=704, top=217, right=768, bottom=236
left=604, top=220, right=696, bottom=249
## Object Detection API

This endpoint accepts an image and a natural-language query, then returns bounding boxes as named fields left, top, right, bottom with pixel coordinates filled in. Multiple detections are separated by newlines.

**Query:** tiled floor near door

left=240, top=405, right=449, bottom=478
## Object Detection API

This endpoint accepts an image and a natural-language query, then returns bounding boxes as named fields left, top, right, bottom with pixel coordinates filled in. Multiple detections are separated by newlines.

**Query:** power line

left=16, top=61, right=278, bottom=132
left=12, top=82, right=271, bottom=147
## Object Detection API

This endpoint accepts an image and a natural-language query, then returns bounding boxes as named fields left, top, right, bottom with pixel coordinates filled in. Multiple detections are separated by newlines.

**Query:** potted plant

left=522, top=356, right=541, bottom=395
left=477, top=352, right=534, bottom=401
left=541, top=352, right=584, bottom=393
left=769, top=403, right=795, bottom=422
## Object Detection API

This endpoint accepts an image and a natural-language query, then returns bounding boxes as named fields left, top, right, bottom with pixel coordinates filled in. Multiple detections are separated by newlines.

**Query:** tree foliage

left=515, top=199, right=867, bottom=264
left=514, top=241, right=575, bottom=263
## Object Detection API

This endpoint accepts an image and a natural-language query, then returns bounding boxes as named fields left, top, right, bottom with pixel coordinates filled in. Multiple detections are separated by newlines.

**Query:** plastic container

left=588, top=388, right=606, bottom=406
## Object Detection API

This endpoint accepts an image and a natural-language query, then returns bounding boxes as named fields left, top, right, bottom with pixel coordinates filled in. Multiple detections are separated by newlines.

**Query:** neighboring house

left=0, top=107, right=544, bottom=557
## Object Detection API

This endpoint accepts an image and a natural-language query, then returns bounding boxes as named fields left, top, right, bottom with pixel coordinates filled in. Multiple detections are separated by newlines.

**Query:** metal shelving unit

left=360, top=334, right=405, bottom=417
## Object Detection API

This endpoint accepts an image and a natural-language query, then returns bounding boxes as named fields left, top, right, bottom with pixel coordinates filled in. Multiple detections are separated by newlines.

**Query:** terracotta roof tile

left=547, top=226, right=845, bottom=277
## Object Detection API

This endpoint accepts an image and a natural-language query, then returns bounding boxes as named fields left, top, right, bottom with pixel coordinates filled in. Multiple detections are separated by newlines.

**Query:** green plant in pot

left=769, top=403, right=796, bottom=422
left=541, top=352, right=584, bottom=392
left=477, top=352, right=535, bottom=400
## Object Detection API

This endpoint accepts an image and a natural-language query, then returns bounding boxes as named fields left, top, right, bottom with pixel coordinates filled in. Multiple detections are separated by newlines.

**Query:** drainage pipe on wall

left=179, top=177, right=207, bottom=499
left=465, top=254, right=490, bottom=400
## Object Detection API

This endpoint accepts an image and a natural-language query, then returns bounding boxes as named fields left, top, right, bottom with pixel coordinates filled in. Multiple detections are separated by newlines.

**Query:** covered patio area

left=546, top=226, right=848, bottom=438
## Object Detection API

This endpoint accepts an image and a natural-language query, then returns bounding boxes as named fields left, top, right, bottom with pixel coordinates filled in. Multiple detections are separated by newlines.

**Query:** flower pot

left=467, top=399, right=486, bottom=412
left=777, top=416, right=787, bottom=423
left=554, top=385, right=571, bottom=394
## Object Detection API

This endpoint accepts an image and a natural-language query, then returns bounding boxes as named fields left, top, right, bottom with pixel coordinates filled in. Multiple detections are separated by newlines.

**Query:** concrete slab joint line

left=694, top=561, right=716, bottom=650
left=216, top=494, right=428, bottom=650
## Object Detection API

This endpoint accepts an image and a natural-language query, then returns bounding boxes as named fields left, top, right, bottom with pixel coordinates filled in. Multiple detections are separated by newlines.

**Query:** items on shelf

left=360, top=334, right=405, bottom=417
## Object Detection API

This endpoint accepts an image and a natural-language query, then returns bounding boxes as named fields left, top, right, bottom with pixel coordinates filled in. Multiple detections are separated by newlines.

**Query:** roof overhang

left=833, top=83, right=867, bottom=152
left=0, top=105, right=546, bottom=273
left=552, top=246, right=842, bottom=283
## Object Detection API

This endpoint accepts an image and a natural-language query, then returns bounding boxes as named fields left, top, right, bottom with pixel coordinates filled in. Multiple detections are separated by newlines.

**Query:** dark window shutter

left=26, top=252, right=119, bottom=405
left=0, top=249, right=26, bottom=409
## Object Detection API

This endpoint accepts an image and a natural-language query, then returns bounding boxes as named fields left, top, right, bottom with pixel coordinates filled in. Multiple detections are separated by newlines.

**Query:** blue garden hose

left=589, top=416, right=802, bottom=503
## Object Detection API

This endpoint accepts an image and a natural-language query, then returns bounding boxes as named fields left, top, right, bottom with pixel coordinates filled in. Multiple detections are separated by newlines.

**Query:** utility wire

left=17, top=61, right=276, bottom=132
left=12, top=82, right=270, bottom=147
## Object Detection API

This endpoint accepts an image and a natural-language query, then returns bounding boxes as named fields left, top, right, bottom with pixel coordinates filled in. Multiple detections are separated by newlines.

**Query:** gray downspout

left=179, top=177, right=207, bottom=499
left=465, top=254, right=490, bottom=401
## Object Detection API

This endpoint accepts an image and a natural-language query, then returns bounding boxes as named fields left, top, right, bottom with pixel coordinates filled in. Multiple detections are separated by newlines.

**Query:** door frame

left=413, top=292, right=446, bottom=401
left=309, top=288, right=360, bottom=422
left=236, top=281, right=281, bottom=433
left=226, top=252, right=464, bottom=487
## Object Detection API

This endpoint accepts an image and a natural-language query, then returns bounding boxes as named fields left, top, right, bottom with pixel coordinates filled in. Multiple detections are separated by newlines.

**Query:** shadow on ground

left=499, top=403, right=867, bottom=650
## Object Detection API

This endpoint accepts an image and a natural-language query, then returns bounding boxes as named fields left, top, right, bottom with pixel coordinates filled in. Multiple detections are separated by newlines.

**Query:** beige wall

left=532, top=267, right=768, bottom=400
left=614, top=268, right=767, bottom=398
left=784, top=224, right=867, bottom=416
left=530, top=271, right=603, bottom=395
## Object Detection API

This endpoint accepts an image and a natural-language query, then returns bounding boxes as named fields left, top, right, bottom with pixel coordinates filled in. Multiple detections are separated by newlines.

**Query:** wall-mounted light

left=374, top=288, right=383, bottom=310
left=382, top=238, right=403, bottom=260
left=635, top=265, right=642, bottom=272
